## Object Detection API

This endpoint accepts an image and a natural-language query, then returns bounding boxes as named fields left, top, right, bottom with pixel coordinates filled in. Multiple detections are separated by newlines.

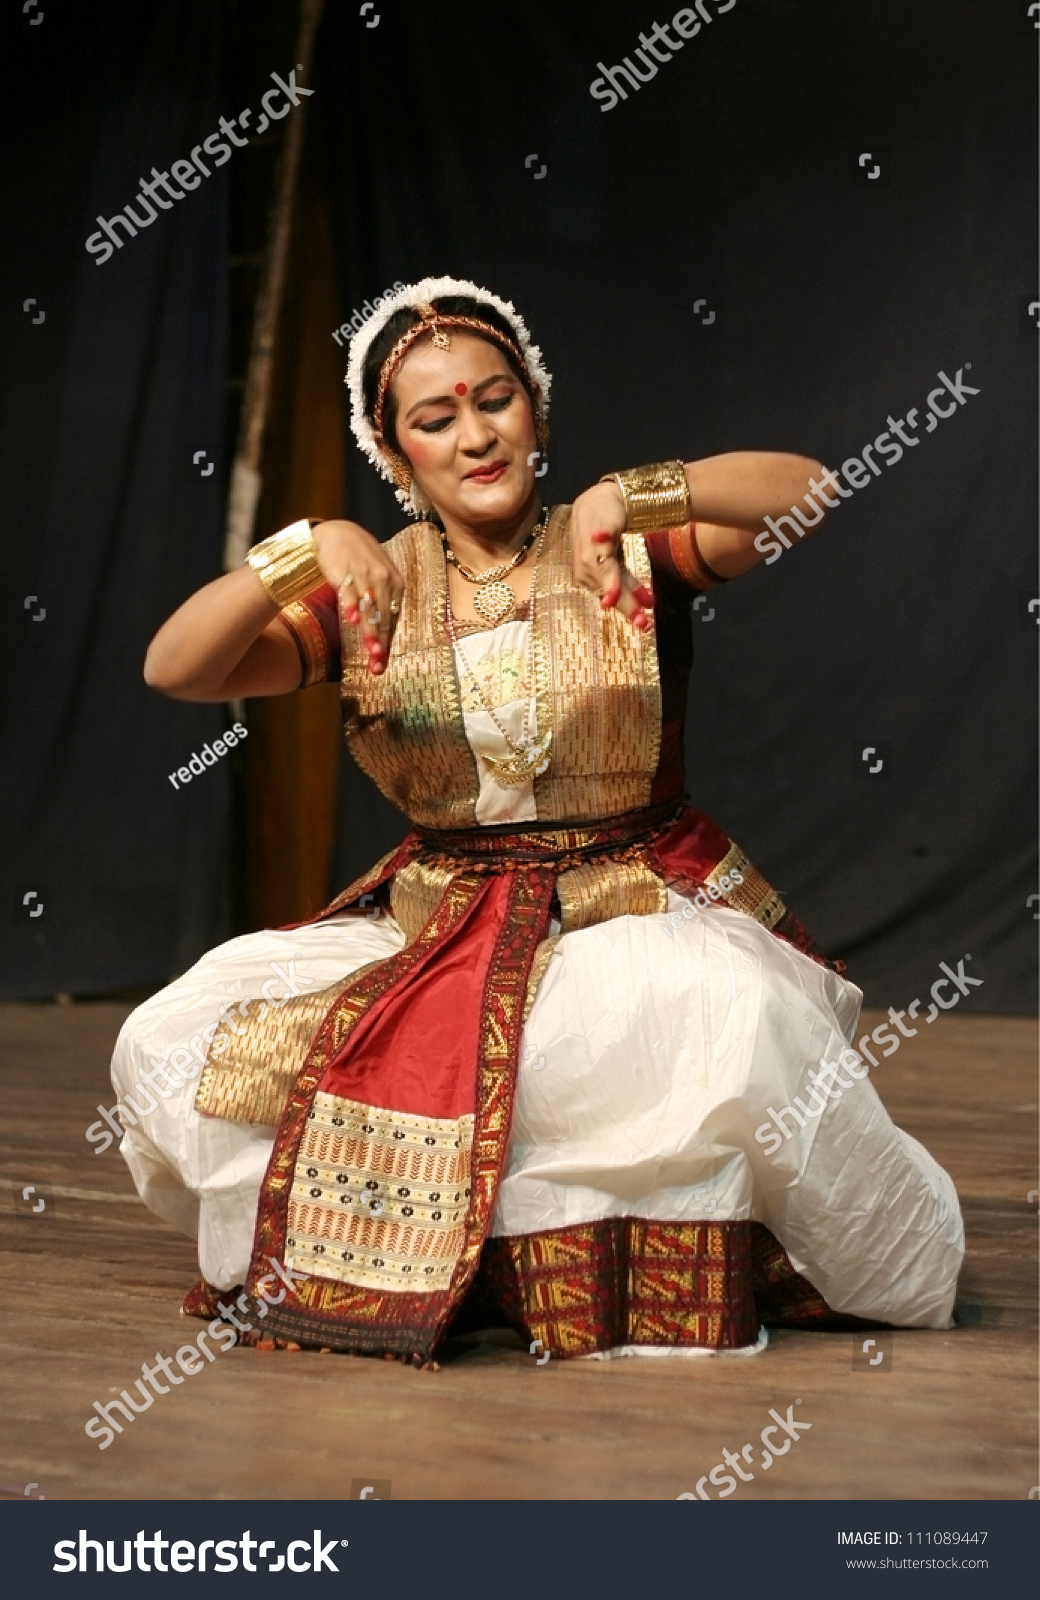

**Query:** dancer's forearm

left=682, top=452, right=825, bottom=532
left=143, top=566, right=300, bottom=701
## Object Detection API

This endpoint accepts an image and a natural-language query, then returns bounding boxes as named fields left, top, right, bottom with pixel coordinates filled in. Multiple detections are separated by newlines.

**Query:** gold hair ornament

left=373, top=309, right=534, bottom=437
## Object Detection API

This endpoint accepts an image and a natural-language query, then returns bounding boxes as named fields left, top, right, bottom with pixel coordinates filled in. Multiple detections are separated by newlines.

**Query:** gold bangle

left=603, top=459, right=692, bottom=532
left=246, top=520, right=324, bottom=608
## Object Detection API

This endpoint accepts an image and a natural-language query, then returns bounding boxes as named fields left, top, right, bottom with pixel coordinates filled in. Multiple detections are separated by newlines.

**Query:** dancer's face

left=381, top=333, right=540, bottom=532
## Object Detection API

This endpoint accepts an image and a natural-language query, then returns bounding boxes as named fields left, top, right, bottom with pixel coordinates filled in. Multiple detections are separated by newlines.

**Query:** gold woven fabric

left=705, top=843, right=786, bottom=930
left=391, top=849, right=668, bottom=951
left=390, top=858, right=459, bottom=944
left=556, top=858, right=667, bottom=933
left=486, top=1218, right=746, bottom=1356
left=338, top=506, right=662, bottom=829
left=340, top=522, right=479, bottom=829
left=287, top=1091, right=474, bottom=1294
left=523, top=935, right=560, bottom=1024
left=530, top=513, right=662, bottom=822
left=194, top=982, right=349, bottom=1126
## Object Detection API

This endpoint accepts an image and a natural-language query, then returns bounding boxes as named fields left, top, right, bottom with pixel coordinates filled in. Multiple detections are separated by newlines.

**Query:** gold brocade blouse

left=297, top=504, right=664, bottom=831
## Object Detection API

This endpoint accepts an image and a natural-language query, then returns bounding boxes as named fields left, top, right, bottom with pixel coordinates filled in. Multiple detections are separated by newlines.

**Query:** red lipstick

left=465, top=460, right=508, bottom=484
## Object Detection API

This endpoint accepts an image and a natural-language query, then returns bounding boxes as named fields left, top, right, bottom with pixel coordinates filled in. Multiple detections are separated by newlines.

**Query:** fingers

left=358, top=572, right=391, bottom=673
left=338, top=574, right=361, bottom=626
left=573, top=526, right=620, bottom=594
left=612, top=567, right=653, bottom=631
left=570, top=516, right=653, bottom=632
left=599, top=561, right=652, bottom=630
left=341, top=560, right=404, bottom=675
left=313, top=522, right=404, bottom=676
left=377, top=561, right=404, bottom=666
left=588, top=534, right=653, bottom=631
left=569, top=479, right=627, bottom=593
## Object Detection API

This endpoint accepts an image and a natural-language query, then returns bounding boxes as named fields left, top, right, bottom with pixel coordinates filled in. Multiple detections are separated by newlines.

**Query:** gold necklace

left=445, top=527, right=552, bottom=787
left=442, top=507, right=548, bottom=627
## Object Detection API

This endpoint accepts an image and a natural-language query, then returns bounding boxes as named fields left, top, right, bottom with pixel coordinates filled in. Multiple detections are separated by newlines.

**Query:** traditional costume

left=112, top=279, right=963, bottom=1362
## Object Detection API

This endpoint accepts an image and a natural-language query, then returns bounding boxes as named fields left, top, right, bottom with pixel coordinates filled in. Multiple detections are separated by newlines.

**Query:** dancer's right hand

left=312, top=520, right=405, bottom=675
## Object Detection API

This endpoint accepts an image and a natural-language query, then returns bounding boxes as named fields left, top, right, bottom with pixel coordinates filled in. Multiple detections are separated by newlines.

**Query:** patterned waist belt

left=414, top=797, right=684, bottom=872
left=400, top=799, right=684, bottom=944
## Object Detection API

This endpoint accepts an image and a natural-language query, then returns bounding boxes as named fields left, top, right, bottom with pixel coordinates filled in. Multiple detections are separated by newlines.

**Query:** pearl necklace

left=445, top=522, right=552, bottom=787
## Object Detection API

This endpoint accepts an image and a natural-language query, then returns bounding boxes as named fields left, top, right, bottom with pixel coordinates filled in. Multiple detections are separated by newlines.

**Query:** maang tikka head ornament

left=345, top=275, right=553, bottom=517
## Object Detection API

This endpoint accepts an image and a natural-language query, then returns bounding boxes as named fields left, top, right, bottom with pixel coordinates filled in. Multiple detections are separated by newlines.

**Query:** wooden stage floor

left=0, top=1001, right=1035, bottom=1501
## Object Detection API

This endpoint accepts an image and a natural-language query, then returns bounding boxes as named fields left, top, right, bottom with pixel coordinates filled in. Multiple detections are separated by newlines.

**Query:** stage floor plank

left=0, top=1001, right=1035, bottom=1501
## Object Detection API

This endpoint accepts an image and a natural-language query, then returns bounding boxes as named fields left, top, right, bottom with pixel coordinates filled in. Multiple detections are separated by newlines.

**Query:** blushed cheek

left=402, top=437, right=439, bottom=473
left=510, top=405, right=537, bottom=452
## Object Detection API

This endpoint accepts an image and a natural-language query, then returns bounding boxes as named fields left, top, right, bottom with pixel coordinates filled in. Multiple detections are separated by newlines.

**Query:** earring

left=390, top=454, right=412, bottom=492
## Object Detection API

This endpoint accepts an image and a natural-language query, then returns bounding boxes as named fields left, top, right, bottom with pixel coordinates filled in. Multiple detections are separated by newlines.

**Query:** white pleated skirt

left=110, top=894, right=963, bottom=1331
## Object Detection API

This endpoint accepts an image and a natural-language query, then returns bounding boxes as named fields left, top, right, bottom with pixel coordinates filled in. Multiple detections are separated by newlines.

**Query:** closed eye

left=412, top=385, right=517, bottom=433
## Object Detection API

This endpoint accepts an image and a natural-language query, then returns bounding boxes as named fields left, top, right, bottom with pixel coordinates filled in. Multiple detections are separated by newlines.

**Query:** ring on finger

left=389, top=599, right=401, bottom=614
left=339, top=572, right=356, bottom=590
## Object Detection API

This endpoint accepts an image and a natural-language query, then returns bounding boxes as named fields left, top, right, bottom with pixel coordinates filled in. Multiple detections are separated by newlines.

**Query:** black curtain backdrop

left=0, top=1, right=1035, bottom=1014
left=321, top=0, right=1037, bottom=1013
left=1, top=0, right=230, bottom=998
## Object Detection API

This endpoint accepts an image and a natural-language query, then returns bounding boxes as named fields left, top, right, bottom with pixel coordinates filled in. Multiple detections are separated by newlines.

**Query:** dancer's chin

left=451, top=474, right=532, bottom=524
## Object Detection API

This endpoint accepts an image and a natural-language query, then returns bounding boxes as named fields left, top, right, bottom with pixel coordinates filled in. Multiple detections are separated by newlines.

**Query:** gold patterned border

left=523, top=936, right=560, bottom=1024
left=390, top=858, right=459, bottom=945
left=531, top=508, right=662, bottom=823
left=479, top=1218, right=760, bottom=1355
left=245, top=867, right=555, bottom=1357
left=705, top=843, right=786, bottom=930
left=339, top=523, right=480, bottom=828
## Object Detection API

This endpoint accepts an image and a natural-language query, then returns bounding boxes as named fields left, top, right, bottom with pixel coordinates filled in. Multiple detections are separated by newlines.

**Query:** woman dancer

left=114, top=276, right=963, bottom=1363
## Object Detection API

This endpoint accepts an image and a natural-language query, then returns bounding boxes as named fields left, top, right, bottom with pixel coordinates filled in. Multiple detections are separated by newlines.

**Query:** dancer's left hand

left=570, top=482, right=654, bottom=630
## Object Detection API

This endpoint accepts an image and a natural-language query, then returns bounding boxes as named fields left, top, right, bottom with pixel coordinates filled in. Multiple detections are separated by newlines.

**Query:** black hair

left=361, top=294, right=535, bottom=452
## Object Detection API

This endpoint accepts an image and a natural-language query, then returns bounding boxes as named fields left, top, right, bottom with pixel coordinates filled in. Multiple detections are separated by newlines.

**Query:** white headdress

left=344, top=274, right=552, bottom=516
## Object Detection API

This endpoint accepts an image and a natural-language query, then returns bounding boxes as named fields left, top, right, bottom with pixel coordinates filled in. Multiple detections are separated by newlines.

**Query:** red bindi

left=454, top=382, right=468, bottom=396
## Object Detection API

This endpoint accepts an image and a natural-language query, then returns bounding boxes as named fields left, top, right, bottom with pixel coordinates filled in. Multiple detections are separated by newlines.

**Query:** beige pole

left=223, top=0, right=326, bottom=573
